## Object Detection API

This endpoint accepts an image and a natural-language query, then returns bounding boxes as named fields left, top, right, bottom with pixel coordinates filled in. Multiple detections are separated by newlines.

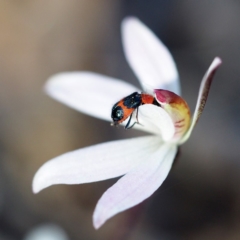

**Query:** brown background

left=0, top=0, right=240, bottom=239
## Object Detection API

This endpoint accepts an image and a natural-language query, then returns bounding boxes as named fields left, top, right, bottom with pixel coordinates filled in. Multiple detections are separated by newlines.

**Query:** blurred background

left=0, top=0, right=240, bottom=239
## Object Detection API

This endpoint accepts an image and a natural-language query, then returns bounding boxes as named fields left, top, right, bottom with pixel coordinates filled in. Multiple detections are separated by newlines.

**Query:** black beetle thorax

left=123, top=92, right=142, bottom=109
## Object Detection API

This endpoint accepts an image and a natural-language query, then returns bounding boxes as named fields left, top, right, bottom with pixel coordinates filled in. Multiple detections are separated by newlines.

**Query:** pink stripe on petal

left=180, top=57, right=222, bottom=144
left=93, top=143, right=177, bottom=229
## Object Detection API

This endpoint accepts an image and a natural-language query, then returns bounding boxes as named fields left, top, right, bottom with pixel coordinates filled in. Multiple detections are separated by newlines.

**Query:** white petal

left=93, top=143, right=177, bottom=229
left=134, top=104, right=175, bottom=141
left=180, top=57, right=222, bottom=144
left=32, top=136, right=161, bottom=193
left=122, top=17, right=180, bottom=95
left=45, top=72, right=139, bottom=122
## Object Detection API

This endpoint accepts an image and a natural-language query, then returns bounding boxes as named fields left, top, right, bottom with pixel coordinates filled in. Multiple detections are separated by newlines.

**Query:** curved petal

left=154, top=90, right=191, bottom=141
left=45, top=72, right=140, bottom=122
left=93, top=143, right=177, bottom=229
left=32, top=136, right=161, bottom=193
left=133, top=104, right=175, bottom=141
left=122, top=17, right=180, bottom=95
left=180, top=57, right=222, bottom=144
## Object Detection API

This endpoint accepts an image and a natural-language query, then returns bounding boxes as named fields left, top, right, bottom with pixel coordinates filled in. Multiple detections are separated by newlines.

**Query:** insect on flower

left=111, top=91, right=160, bottom=129
left=32, top=17, right=222, bottom=229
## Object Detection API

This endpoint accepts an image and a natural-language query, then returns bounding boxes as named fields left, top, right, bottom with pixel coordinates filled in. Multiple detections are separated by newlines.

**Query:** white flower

left=32, top=17, right=222, bottom=229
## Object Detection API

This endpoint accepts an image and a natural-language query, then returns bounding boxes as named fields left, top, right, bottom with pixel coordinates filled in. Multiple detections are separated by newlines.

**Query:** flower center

left=154, top=89, right=191, bottom=141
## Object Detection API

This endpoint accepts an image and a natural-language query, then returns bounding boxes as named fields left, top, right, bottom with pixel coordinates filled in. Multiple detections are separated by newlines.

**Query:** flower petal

left=122, top=17, right=180, bottom=95
left=45, top=72, right=139, bottom=121
left=154, top=89, right=191, bottom=141
left=180, top=57, right=222, bottom=144
left=93, top=143, right=177, bottom=229
left=32, top=136, right=161, bottom=193
left=133, top=104, right=175, bottom=141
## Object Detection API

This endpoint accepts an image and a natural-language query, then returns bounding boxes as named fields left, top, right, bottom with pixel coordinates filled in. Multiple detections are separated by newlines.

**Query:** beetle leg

left=135, top=107, right=143, bottom=127
left=136, top=107, right=140, bottom=124
left=125, top=108, right=144, bottom=129
left=125, top=112, right=134, bottom=129
left=127, top=121, right=138, bottom=129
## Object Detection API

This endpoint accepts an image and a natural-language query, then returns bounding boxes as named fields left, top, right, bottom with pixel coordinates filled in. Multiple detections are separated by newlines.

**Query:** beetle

left=111, top=92, right=160, bottom=129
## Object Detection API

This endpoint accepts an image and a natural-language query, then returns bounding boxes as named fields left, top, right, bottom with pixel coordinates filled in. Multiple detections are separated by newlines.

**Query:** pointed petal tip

left=212, top=57, right=222, bottom=67
left=91, top=144, right=177, bottom=230
left=122, top=16, right=139, bottom=26
left=121, top=16, right=180, bottom=95
left=32, top=163, right=55, bottom=194
left=179, top=57, right=222, bottom=144
left=121, top=17, right=139, bottom=36
left=44, top=71, right=90, bottom=94
left=93, top=221, right=101, bottom=230
left=32, top=171, right=45, bottom=194
left=44, top=72, right=66, bottom=96
left=93, top=212, right=105, bottom=230
left=205, top=57, right=222, bottom=79
left=121, top=17, right=145, bottom=37
left=32, top=185, right=40, bottom=194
